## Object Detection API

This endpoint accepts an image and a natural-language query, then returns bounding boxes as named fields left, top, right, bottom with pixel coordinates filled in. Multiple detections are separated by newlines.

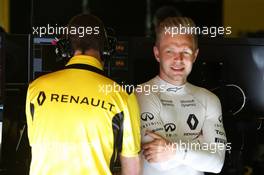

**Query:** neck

left=74, top=49, right=101, bottom=62
left=158, top=73, right=186, bottom=86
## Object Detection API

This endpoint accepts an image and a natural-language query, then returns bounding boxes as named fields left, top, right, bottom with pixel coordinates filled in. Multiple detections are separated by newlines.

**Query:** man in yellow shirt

left=25, top=14, right=141, bottom=175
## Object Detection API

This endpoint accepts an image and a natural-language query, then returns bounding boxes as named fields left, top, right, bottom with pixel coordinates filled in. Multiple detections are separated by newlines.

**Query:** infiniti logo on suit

left=141, top=112, right=154, bottom=121
left=164, top=123, right=176, bottom=132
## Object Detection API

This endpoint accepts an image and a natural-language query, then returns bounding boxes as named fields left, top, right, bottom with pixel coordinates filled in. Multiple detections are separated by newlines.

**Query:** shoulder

left=135, top=77, right=162, bottom=107
left=29, top=70, right=62, bottom=88
left=27, top=70, right=66, bottom=99
left=187, top=83, right=220, bottom=104
left=135, top=76, right=164, bottom=96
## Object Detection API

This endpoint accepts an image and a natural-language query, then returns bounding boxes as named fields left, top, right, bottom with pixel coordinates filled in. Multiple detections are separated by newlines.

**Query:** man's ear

left=153, top=46, right=160, bottom=62
left=192, top=48, right=199, bottom=63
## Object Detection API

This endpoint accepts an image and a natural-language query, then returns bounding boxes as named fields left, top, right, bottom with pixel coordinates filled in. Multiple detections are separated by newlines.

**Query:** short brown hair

left=67, top=14, right=106, bottom=53
left=155, top=17, right=198, bottom=49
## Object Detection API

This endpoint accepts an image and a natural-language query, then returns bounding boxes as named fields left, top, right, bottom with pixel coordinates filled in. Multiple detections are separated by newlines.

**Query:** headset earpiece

left=54, top=26, right=116, bottom=61
left=53, top=33, right=73, bottom=60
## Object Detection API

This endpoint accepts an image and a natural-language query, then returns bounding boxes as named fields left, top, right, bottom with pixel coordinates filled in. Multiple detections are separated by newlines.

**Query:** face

left=154, top=32, right=199, bottom=86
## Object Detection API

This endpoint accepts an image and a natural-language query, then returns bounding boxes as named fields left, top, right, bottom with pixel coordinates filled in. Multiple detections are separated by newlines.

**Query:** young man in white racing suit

left=136, top=17, right=227, bottom=175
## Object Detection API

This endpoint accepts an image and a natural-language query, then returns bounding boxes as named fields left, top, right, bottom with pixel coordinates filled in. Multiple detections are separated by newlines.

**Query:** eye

left=166, top=49, right=172, bottom=53
left=182, top=49, right=193, bottom=56
left=165, top=48, right=175, bottom=55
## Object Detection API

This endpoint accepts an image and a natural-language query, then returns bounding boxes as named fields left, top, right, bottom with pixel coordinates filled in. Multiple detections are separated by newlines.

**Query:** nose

left=173, top=52, right=183, bottom=61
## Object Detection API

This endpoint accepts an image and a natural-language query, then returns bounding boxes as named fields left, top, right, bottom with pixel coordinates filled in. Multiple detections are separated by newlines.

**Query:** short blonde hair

left=155, top=17, right=198, bottom=49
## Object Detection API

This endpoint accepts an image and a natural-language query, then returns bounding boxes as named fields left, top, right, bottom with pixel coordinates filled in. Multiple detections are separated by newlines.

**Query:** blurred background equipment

left=0, top=33, right=5, bottom=166
left=0, top=34, right=30, bottom=175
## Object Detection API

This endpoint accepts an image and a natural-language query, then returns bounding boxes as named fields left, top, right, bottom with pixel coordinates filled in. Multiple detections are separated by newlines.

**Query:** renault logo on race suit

left=164, top=123, right=176, bottom=132
left=37, top=91, right=46, bottom=106
left=141, top=112, right=154, bottom=121
left=187, top=114, right=199, bottom=130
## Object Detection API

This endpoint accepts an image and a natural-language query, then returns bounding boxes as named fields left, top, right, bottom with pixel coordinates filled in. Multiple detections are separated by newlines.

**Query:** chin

left=169, top=76, right=185, bottom=84
left=170, top=73, right=185, bottom=79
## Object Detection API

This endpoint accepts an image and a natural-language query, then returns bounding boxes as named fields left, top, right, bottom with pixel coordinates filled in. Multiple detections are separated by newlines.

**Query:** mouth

left=171, top=66, right=184, bottom=72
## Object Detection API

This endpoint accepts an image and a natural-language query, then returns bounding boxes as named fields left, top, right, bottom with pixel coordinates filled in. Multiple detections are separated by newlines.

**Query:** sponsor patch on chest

left=161, top=99, right=174, bottom=107
left=180, top=99, right=196, bottom=107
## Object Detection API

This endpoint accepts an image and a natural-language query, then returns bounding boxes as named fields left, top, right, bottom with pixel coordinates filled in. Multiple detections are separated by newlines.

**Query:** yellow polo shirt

left=26, top=55, right=140, bottom=175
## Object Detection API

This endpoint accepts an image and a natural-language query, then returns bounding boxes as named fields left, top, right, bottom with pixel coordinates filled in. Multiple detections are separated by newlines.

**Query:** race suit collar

left=66, top=55, right=103, bottom=71
left=155, top=76, right=189, bottom=94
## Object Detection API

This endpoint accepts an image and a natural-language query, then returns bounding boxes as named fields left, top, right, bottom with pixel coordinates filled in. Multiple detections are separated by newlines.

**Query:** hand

left=142, top=131, right=175, bottom=163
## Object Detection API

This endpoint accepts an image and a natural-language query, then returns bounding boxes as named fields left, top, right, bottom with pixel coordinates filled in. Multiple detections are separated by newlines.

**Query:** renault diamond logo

left=187, top=114, right=199, bottom=130
left=164, top=123, right=176, bottom=132
left=37, top=91, right=46, bottom=106
left=141, top=112, right=154, bottom=121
